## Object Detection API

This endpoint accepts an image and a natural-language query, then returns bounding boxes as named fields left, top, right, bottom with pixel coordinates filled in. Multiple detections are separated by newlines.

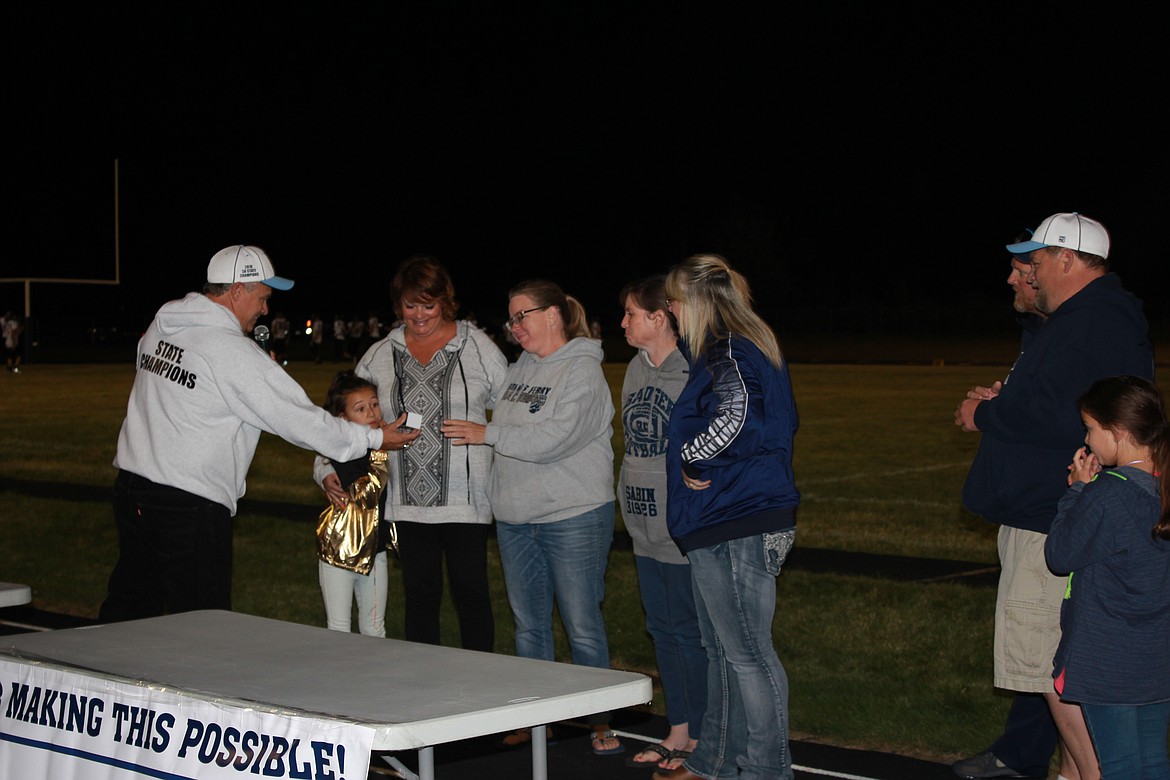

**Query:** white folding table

left=0, top=610, right=652, bottom=780
left=0, top=582, right=32, bottom=607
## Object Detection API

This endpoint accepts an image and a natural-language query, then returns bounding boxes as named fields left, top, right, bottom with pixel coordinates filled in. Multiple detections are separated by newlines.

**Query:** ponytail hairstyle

left=664, top=253, right=783, bottom=368
left=1078, top=375, right=1170, bottom=539
left=323, top=372, right=378, bottom=417
left=508, top=279, right=591, bottom=341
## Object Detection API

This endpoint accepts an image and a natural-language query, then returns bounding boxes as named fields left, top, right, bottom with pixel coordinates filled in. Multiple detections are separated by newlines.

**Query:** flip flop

left=658, top=748, right=692, bottom=770
left=624, top=743, right=671, bottom=767
left=590, top=728, right=625, bottom=756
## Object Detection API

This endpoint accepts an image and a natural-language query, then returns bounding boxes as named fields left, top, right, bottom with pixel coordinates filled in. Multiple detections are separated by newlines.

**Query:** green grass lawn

left=3, top=354, right=1167, bottom=767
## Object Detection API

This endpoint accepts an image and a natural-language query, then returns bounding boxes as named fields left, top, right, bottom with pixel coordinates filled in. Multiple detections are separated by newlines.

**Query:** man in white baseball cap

left=100, top=245, right=419, bottom=623
left=953, top=213, right=1153, bottom=780
left=202, top=245, right=293, bottom=335
left=1005, top=212, right=1109, bottom=260
left=1004, top=213, right=1109, bottom=316
left=206, top=244, right=295, bottom=291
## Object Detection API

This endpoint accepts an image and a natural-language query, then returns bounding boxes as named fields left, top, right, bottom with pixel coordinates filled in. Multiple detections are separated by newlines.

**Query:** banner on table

left=0, top=657, right=374, bottom=780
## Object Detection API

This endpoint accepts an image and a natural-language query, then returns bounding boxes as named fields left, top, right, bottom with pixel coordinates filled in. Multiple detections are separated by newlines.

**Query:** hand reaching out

left=441, top=419, right=486, bottom=445
left=378, top=413, right=422, bottom=451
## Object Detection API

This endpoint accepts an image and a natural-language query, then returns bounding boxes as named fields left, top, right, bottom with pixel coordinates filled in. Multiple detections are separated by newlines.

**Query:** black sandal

left=625, top=743, right=671, bottom=767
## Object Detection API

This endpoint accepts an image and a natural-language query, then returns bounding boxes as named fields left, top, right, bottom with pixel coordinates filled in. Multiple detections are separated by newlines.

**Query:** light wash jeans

left=495, top=504, right=614, bottom=669
left=318, top=551, right=388, bottom=636
left=1082, top=701, right=1170, bottom=780
left=683, top=531, right=795, bottom=780
left=635, top=554, right=707, bottom=736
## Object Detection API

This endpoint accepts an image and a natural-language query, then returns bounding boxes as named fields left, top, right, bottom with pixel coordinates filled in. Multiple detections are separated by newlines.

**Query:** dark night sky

left=7, top=3, right=1166, bottom=341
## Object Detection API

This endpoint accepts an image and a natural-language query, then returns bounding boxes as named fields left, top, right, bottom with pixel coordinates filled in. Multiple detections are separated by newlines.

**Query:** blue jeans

left=684, top=533, right=794, bottom=780
left=495, top=504, right=614, bottom=670
left=1082, top=701, right=1170, bottom=780
left=635, top=555, right=707, bottom=737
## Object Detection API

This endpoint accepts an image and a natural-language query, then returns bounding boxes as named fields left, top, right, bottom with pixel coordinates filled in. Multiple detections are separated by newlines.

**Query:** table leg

left=531, top=725, right=548, bottom=780
left=381, top=754, right=419, bottom=780
left=417, top=746, right=434, bottom=780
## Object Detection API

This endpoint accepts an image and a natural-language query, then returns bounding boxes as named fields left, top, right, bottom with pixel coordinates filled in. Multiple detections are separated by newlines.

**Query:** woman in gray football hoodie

left=618, top=276, right=705, bottom=770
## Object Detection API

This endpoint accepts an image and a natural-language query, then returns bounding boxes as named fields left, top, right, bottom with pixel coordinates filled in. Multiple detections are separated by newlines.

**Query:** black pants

left=990, top=692, right=1059, bottom=775
left=98, top=470, right=233, bottom=623
left=396, top=522, right=495, bottom=652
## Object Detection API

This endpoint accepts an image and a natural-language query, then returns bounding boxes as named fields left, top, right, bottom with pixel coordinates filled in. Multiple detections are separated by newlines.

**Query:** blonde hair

left=664, top=254, right=783, bottom=367
left=508, top=279, right=591, bottom=341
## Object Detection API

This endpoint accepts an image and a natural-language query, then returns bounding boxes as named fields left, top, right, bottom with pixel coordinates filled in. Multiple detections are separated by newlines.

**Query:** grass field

left=2, top=352, right=1167, bottom=769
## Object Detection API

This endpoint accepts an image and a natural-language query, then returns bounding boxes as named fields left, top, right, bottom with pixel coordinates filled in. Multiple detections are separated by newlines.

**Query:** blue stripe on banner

left=1, top=730, right=198, bottom=780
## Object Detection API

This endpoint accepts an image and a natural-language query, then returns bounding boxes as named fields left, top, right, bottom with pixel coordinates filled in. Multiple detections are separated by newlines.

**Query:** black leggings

left=396, top=522, right=495, bottom=652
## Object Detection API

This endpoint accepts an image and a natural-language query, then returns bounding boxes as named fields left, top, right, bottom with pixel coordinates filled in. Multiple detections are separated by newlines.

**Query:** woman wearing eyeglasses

left=315, top=256, right=507, bottom=651
left=442, top=279, right=623, bottom=755
left=655, top=254, right=800, bottom=780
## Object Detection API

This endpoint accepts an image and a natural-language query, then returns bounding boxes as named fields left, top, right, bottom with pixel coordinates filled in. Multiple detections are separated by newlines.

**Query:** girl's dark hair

left=1079, top=375, right=1170, bottom=538
left=323, top=372, right=378, bottom=417
left=619, top=274, right=677, bottom=335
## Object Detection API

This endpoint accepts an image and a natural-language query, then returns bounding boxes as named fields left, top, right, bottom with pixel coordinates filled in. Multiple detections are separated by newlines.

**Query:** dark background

left=6, top=3, right=1166, bottom=355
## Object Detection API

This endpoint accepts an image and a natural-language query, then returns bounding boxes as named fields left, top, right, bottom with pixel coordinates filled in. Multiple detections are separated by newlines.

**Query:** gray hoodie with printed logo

left=484, top=337, right=614, bottom=524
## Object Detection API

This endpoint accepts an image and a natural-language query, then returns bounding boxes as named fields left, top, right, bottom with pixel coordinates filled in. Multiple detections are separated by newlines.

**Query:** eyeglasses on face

left=506, top=305, right=551, bottom=329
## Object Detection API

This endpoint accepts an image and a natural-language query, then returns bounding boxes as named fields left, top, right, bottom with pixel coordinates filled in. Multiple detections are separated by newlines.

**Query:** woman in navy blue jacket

left=656, top=254, right=799, bottom=780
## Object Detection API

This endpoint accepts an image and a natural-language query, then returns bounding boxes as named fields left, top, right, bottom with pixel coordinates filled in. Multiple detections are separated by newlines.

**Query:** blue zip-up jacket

left=666, top=334, right=799, bottom=553
left=962, top=274, right=1153, bottom=533
left=1046, top=468, right=1170, bottom=705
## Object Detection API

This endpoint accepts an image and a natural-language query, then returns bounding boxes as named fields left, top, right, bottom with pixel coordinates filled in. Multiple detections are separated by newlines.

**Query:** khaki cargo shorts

left=993, top=525, right=1065, bottom=693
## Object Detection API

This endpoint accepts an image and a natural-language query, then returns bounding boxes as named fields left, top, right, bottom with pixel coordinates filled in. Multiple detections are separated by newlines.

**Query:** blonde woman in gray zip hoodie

left=442, top=279, right=624, bottom=755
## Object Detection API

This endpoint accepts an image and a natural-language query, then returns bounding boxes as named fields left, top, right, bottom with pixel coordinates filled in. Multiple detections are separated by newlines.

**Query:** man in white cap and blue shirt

left=99, top=245, right=419, bottom=623
left=953, top=214, right=1154, bottom=779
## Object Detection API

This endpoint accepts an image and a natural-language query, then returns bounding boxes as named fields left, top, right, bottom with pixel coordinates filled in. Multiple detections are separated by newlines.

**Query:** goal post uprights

left=0, top=159, right=121, bottom=319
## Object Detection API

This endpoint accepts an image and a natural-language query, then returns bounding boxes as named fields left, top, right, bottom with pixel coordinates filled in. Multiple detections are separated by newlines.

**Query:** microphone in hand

left=253, top=324, right=270, bottom=352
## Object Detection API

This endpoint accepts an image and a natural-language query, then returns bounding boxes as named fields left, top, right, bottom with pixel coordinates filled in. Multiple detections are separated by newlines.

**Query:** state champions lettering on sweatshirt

left=114, top=293, right=381, bottom=515
left=483, top=337, right=615, bottom=525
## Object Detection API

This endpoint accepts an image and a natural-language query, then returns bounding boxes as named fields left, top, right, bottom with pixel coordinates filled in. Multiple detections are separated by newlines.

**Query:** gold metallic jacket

left=315, top=450, right=392, bottom=575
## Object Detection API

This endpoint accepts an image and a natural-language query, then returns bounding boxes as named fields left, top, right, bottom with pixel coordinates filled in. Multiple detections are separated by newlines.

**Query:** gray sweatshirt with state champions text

left=115, top=292, right=382, bottom=515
